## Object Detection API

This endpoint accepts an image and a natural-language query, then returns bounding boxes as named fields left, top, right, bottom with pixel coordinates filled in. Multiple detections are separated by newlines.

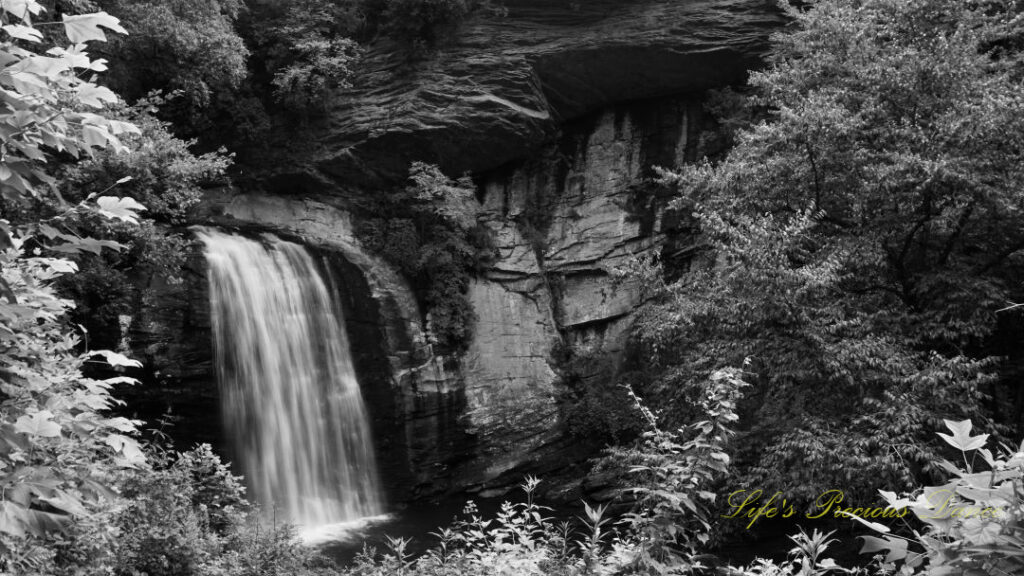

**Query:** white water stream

left=198, top=229, right=383, bottom=528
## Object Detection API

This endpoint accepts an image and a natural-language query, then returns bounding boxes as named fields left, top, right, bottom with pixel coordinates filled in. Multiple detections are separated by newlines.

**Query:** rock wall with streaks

left=123, top=0, right=782, bottom=502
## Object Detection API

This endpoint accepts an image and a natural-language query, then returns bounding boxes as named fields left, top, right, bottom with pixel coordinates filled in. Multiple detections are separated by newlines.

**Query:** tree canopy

left=641, top=0, right=1024, bottom=504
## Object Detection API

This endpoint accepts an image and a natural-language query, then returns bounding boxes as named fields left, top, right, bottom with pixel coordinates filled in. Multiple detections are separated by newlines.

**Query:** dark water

left=305, top=498, right=869, bottom=570
left=305, top=494, right=589, bottom=565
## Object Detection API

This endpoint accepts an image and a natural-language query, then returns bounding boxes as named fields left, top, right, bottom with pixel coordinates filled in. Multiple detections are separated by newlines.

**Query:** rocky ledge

left=268, top=0, right=783, bottom=189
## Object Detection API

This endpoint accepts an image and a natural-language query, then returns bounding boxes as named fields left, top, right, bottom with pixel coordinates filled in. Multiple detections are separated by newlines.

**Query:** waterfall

left=197, top=229, right=383, bottom=527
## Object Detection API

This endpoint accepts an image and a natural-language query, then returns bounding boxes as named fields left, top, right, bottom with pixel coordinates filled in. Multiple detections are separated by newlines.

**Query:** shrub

left=344, top=366, right=749, bottom=576
left=599, top=367, right=750, bottom=572
left=556, top=344, right=645, bottom=446
left=244, top=0, right=363, bottom=111
left=359, top=162, right=494, bottom=355
left=98, top=0, right=249, bottom=125
left=48, top=442, right=326, bottom=576
left=271, top=37, right=361, bottom=109
left=852, top=418, right=1024, bottom=574
left=0, top=229, right=147, bottom=574
left=361, top=0, right=474, bottom=50
left=341, top=409, right=1024, bottom=576
left=715, top=417, right=1024, bottom=575
left=48, top=94, right=231, bottom=348
left=0, top=6, right=151, bottom=572
left=342, top=478, right=633, bottom=576
left=113, top=457, right=223, bottom=576
left=58, top=94, right=232, bottom=225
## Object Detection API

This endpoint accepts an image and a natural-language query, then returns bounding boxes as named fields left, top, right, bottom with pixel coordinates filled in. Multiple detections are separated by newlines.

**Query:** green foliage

left=851, top=418, right=1024, bottom=574
left=0, top=232, right=147, bottom=572
left=60, top=94, right=232, bottom=224
left=112, top=447, right=234, bottom=576
left=725, top=529, right=861, bottom=576
left=638, top=0, right=1024, bottom=508
left=170, top=444, right=247, bottom=532
left=0, top=4, right=154, bottom=570
left=97, top=0, right=249, bottom=124
left=244, top=0, right=363, bottom=111
left=345, top=367, right=751, bottom=576
left=599, top=367, right=749, bottom=573
left=555, top=344, right=645, bottom=446
left=347, top=379, right=1024, bottom=576
left=108, top=443, right=328, bottom=576
left=692, top=86, right=757, bottom=165
left=359, top=162, right=494, bottom=354
left=361, top=0, right=475, bottom=51
left=0, top=4, right=138, bottom=202
left=45, top=95, right=231, bottom=349
left=343, top=478, right=635, bottom=576
left=270, top=36, right=360, bottom=110
left=37, top=441, right=327, bottom=576
left=721, top=418, right=1024, bottom=575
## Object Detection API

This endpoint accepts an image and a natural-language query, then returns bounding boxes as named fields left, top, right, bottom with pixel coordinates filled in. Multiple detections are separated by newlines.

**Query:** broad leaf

left=14, top=410, right=61, bottom=437
left=0, top=0, right=43, bottom=24
left=938, top=419, right=989, bottom=452
left=859, top=535, right=909, bottom=564
left=61, top=12, right=127, bottom=44
left=76, top=83, right=117, bottom=108
left=99, top=416, right=137, bottom=433
left=104, top=433, right=144, bottom=464
left=3, top=24, right=41, bottom=42
left=36, top=257, right=77, bottom=274
left=0, top=501, right=27, bottom=538
left=838, top=510, right=890, bottom=533
left=87, top=349, right=142, bottom=368
left=48, top=236, right=124, bottom=255
left=81, top=124, right=111, bottom=148
left=95, top=196, right=146, bottom=224
left=878, top=489, right=914, bottom=511
left=20, top=54, right=70, bottom=79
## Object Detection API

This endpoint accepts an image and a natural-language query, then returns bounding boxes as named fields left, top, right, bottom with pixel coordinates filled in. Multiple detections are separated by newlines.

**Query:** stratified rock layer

left=294, top=0, right=782, bottom=186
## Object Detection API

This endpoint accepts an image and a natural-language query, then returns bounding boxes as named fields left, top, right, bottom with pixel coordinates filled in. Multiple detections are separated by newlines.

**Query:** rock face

left=269, top=0, right=783, bottom=189
left=455, top=96, right=707, bottom=495
left=117, top=251, right=220, bottom=451
left=128, top=0, right=781, bottom=504
left=146, top=92, right=704, bottom=500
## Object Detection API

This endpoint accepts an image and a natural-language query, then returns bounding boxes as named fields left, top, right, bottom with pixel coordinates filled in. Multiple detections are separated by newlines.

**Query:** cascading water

left=197, top=229, right=383, bottom=528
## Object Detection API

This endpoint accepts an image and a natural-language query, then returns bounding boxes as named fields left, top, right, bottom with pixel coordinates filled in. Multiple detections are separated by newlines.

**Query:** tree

left=0, top=2, right=150, bottom=570
left=358, top=162, right=493, bottom=354
left=244, top=0, right=362, bottom=111
left=52, top=95, right=232, bottom=349
left=642, top=0, right=1024, bottom=506
left=94, top=0, right=252, bottom=139
left=0, top=3, right=137, bottom=201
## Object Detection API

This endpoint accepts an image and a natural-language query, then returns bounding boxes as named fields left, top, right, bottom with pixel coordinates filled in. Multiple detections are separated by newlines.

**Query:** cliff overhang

left=263, top=0, right=784, bottom=190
